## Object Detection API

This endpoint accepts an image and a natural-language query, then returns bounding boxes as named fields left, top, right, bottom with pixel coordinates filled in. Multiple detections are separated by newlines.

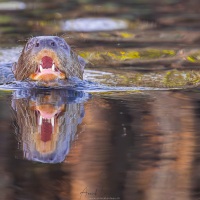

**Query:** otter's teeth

left=39, top=115, right=42, bottom=125
left=39, top=64, right=43, bottom=72
left=51, top=117, right=54, bottom=127
left=52, top=64, right=55, bottom=71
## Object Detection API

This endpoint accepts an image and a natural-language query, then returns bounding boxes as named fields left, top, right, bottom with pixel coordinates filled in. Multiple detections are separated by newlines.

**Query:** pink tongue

left=41, top=119, right=52, bottom=142
left=41, top=56, right=53, bottom=69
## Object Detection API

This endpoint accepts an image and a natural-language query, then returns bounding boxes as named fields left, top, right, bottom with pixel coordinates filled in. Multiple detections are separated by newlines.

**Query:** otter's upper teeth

left=39, top=64, right=43, bottom=72
left=52, top=63, right=55, bottom=71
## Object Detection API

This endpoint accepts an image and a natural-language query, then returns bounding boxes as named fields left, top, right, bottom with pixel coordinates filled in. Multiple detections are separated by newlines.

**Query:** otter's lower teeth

left=39, top=63, right=56, bottom=72
left=39, top=64, right=43, bottom=72
left=39, top=115, right=42, bottom=125
left=38, top=116, right=54, bottom=126
left=51, top=117, right=54, bottom=127
left=52, top=64, right=55, bottom=71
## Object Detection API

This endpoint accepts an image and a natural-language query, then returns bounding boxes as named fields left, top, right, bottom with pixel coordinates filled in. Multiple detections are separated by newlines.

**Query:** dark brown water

left=1, top=0, right=200, bottom=200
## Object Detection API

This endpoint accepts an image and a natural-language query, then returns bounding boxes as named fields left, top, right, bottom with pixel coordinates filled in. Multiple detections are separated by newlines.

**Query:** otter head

left=13, top=36, right=85, bottom=84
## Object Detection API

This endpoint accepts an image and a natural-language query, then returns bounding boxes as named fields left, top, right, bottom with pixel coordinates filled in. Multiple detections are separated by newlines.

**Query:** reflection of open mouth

left=38, top=111, right=55, bottom=142
left=29, top=54, right=66, bottom=82
left=34, top=103, right=65, bottom=153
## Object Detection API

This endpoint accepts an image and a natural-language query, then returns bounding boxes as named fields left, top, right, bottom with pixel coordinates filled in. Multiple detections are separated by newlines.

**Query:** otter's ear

left=78, top=55, right=85, bottom=72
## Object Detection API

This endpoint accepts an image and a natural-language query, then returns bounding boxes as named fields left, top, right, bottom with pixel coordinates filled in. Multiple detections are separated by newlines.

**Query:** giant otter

left=13, top=36, right=85, bottom=85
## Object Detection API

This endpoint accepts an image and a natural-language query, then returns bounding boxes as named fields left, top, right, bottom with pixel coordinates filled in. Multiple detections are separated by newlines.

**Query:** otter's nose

left=35, top=39, right=57, bottom=49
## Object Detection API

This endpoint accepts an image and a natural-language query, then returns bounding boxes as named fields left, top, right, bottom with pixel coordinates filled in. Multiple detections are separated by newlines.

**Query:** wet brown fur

left=13, top=38, right=84, bottom=81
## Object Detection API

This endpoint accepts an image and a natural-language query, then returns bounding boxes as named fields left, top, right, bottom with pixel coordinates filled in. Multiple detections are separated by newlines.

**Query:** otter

left=12, top=36, right=85, bottom=84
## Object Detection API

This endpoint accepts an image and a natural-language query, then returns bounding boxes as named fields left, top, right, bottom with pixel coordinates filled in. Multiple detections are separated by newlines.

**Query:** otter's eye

left=35, top=42, right=39, bottom=47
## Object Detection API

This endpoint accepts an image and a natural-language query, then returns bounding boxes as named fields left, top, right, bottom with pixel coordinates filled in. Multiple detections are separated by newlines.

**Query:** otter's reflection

left=12, top=89, right=89, bottom=163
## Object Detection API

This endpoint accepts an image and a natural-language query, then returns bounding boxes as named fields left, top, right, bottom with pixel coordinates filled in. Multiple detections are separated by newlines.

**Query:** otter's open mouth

left=29, top=56, right=66, bottom=82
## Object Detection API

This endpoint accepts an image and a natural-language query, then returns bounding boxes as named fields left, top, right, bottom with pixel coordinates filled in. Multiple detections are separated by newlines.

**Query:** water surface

left=1, top=0, right=200, bottom=200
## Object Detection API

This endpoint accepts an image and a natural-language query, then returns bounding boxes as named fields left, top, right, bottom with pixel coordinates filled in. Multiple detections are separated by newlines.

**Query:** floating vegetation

left=187, top=51, right=200, bottom=63
left=85, top=69, right=200, bottom=88
left=162, top=70, right=200, bottom=87
left=79, top=49, right=177, bottom=64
